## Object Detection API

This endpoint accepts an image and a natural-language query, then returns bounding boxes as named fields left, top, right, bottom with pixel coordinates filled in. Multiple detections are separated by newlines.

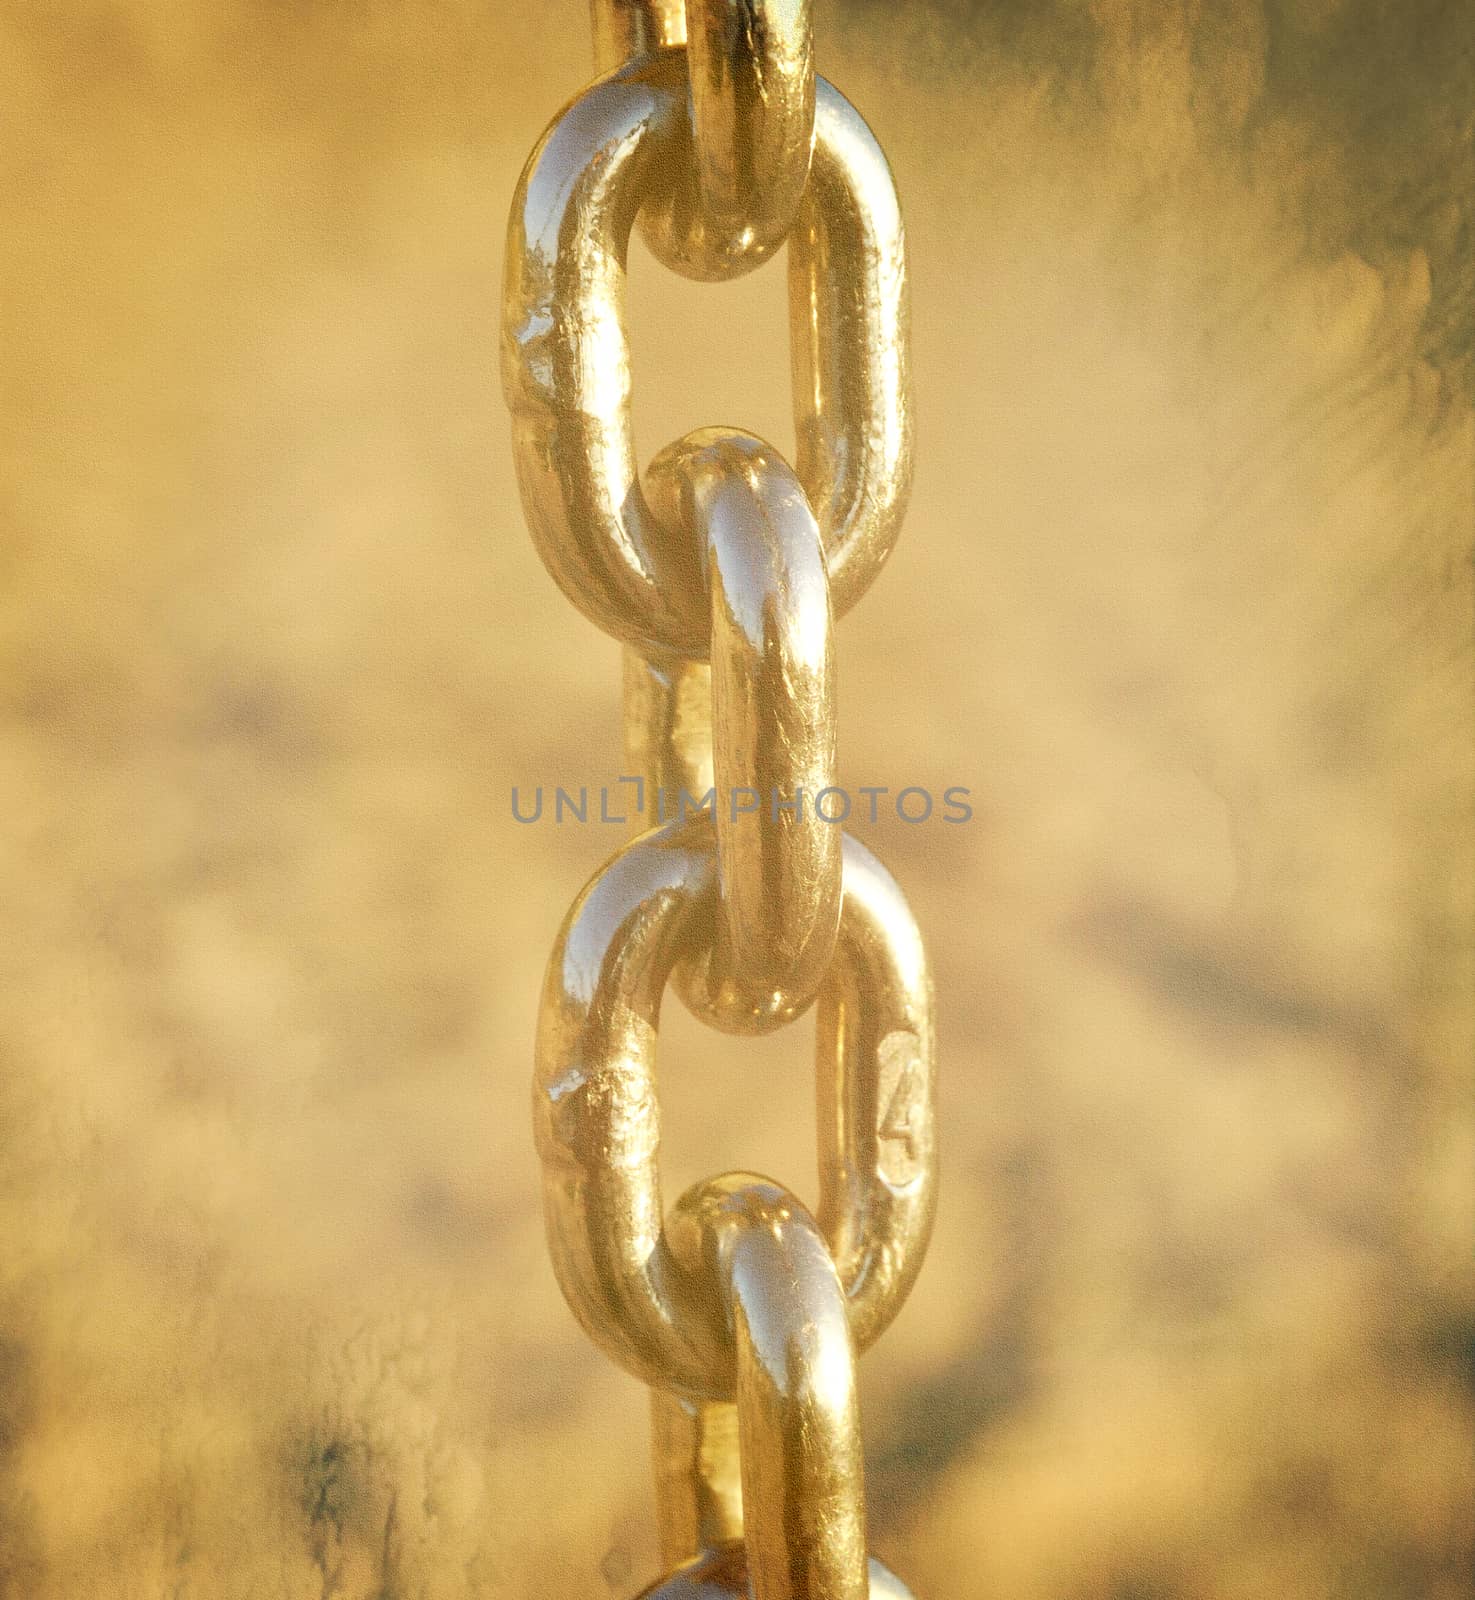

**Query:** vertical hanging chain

left=502, top=4, right=933, bottom=1594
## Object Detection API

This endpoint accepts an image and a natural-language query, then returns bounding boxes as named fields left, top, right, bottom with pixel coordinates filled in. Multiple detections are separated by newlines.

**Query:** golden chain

left=501, top=3, right=935, bottom=1593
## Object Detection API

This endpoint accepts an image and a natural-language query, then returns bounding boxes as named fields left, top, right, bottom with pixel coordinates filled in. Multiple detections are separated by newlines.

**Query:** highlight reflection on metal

left=630, top=1177, right=913, bottom=1600
left=593, top=0, right=815, bottom=279
left=623, top=647, right=714, bottom=807
left=651, top=1388, right=745, bottom=1570
left=532, top=820, right=936, bottom=1399
left=501, top=49, right=912, bottom=655
left=645, top=426, right=839, bottom=1028
left=590, top=0, right=686, bottom=70
left=638, top=1544, right=913, bottom=1600
left=635, top=0, right=814, bottom=280
left=682, top=0, right=813, bottom=276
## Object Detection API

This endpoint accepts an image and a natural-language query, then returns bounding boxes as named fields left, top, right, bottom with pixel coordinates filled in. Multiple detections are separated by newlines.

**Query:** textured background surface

left=1, top=1, right=1471, bottom=1595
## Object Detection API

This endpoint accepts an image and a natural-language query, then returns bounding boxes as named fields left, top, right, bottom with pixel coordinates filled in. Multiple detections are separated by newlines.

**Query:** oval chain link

left=501, top=49, right=912, bottom=656
left=646, top=426, right=840, bottom=1028
left=640, top=1177, right=879, bottom=1600
left=532, top=821, right=935, bottom=1398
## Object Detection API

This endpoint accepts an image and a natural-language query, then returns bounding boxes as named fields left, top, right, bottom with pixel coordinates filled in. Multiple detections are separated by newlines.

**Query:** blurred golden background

left=1, top=0, right=1471, bottom=1595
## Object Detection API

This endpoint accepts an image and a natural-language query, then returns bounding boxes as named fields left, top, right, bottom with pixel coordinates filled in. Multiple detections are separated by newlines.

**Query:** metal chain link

left=501, top=53, right=912, bottom=655
left=502, top=5, right=935, bottom=1594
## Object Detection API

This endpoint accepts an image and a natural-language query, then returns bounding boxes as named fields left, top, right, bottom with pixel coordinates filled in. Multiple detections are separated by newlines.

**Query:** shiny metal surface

left=591, top=0, right=687, bottom=71
left=686, top=0, right=813, bottom=274
left=646, top=427, right=840, bottom=1028
left=637, top=1545, right=913, bottom=1600
left=651, top=1390, right=745, bottom=1569
left=788, top=76, right=911, bottom=626
left=623, top=647, right=714, bottom=817
left=590, top=2, right=814, bottom=280
left=812, top=837, right=937, bottom=1357
left=641, top=2, right=814, bottom=280
left=501, top=51, right=911, bottom=655
left=3, top=1, right=1460, bottom=1592
left=531, top=821, right=936, bottom=1398
left=514, top=10, right=927, bottom=1594
left=664, top=1177, right=867, bottom=1600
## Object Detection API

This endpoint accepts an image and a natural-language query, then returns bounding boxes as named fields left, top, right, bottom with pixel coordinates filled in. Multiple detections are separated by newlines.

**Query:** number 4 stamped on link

left=877, top=1028, right=926, bottom=1187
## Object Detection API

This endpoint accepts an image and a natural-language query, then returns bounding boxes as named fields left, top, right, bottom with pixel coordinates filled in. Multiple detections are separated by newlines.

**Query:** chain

left=502, top=3, right=935, bottom=1594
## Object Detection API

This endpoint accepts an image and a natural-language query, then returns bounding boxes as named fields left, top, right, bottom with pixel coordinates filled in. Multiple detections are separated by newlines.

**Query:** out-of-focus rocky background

left=0, top=1, right=1470, bottom=1594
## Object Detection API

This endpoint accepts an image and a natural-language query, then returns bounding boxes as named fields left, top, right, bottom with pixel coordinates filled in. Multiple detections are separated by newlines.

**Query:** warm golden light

left=0, top=0, right=1467, bottom=1595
